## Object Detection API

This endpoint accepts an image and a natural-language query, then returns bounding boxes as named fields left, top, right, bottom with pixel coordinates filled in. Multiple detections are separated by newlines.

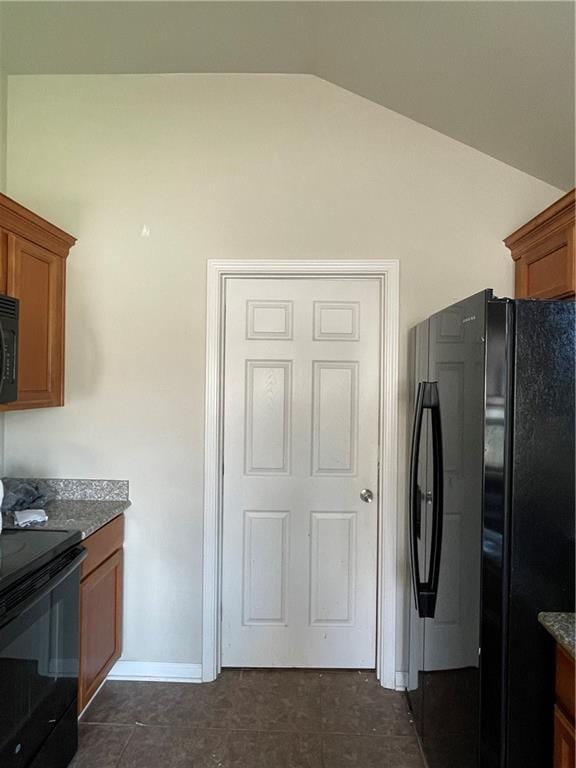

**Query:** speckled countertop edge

left=2, top=478, right=131, bottom=539
left=6, top=478, right=129, bottom=502
left=3, top=500, right=131, bottom=539
left=39, top=499, right=131, bottom=539
left=538, top=612, right=575, bottom=658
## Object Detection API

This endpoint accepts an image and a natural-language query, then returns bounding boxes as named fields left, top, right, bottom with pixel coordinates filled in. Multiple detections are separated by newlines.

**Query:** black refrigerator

left=407, top=290, right=575, bottom=768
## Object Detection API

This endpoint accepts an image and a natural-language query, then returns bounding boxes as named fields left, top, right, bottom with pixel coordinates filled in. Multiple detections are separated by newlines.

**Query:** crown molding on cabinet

left=0, top=193, right=76, bottom=258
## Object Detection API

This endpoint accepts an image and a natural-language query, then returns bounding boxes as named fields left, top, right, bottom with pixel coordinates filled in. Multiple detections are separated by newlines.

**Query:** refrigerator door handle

left=415, top=484, right=423, bottom=539
left=426, top=383, right=444, bottom=618
left=409, top=381, right=444, bottom=618
left=409, top=382, right=426, bottom=610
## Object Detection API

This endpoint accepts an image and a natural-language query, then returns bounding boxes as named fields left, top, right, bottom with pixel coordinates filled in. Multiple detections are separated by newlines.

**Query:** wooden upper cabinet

left=7, top=236, right=66, bottom=408
left=0, top=194, right=75, bottom=410
left=505, top=189, right=575, bottom=300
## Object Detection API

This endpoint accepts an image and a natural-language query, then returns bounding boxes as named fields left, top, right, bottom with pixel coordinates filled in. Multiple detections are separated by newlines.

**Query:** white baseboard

left=108, top=661, right=203, bottom=683
left=108, top=661, right=403, bottom=689
left=395, top=671, right=408, bottom=691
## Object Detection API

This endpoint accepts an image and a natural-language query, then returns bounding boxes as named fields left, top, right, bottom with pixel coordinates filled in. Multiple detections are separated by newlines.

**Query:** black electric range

left=0, top=528, right=85, bottom=768
left=0, top=528, right=82, bottom=595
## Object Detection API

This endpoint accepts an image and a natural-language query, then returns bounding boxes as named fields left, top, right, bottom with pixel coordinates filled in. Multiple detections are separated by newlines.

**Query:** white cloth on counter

left=13, top=509, right=48, bottom=527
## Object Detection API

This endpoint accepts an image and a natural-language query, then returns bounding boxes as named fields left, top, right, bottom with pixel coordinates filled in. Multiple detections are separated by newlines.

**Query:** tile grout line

left=113, top=726, right=138, bottom=768
left=81, top=719, right=135, bottom=727
left=81, top=720, right=415, bottom=738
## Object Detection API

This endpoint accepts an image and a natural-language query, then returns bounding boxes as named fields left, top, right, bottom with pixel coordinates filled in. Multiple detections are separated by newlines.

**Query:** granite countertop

left=2, top=478, right=131, bottom=539
left=538, top=612, right=575, bottom=658
left=29, top=498, right=131, bottom=539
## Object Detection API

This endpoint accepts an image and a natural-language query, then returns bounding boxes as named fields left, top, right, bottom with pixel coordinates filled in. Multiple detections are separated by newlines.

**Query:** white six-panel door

left=221, top=278, right=381, bottom=668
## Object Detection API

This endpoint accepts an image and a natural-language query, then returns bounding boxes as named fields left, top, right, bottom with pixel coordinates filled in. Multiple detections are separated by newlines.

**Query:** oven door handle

left=0, top=546, right=86, bottom=629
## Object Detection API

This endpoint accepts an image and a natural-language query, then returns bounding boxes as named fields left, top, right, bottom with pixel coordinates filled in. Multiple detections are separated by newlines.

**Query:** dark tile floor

left=75, top=670, right=425, bottom=767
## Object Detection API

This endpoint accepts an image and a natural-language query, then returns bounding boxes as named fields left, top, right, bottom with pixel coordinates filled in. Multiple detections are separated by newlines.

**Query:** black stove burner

left=0, top=528, right=82, bottom=595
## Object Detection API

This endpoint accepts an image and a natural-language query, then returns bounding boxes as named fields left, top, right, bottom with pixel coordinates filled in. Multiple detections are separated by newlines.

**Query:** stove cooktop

left=0, top=528, right=82, bottom=594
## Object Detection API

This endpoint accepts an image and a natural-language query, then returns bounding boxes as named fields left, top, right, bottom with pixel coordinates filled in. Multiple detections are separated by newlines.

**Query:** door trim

left=202, top=260, right=400, bottom=688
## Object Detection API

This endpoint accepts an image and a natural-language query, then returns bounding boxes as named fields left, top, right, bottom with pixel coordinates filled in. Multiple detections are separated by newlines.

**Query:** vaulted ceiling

left=1, top=1, right=574, bottom=189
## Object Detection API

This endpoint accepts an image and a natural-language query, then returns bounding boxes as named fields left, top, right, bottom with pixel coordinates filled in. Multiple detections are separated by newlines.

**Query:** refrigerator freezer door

left=412, top=290, right=490, bottom=768
left=426, top=293, right=486, bottom=675
left=407, top=319, right=430, bottom=720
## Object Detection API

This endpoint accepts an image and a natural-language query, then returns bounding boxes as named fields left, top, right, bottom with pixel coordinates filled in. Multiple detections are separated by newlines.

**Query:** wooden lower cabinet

left=78, top=515, right=124, bottom=712
left=554, top=645, right=576, bottom=768
left=555, top=706, right=576, bottom=768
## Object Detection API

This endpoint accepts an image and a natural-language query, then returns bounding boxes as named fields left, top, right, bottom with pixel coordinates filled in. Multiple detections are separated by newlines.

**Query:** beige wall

left=0, top=63, right=6, bottom=195
left=5, top=74, right=561, bottom=671
left=0, top=3, right=5, bottom=194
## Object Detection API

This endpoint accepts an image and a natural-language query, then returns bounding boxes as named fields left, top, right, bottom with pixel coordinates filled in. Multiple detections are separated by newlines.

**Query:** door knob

left=360, top=488, right=374, bottom=503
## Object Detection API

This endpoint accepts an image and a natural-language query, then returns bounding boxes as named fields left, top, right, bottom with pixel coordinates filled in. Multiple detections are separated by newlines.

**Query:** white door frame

left=202, top=260, right=400, bottom=688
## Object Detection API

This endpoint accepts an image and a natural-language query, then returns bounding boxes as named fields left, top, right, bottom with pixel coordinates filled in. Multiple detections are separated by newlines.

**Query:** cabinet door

left=4, top=234, right=66, bottom=409
left=516, top=227, right=575, bottom=300
left=79, top=549, right=124, bottom=712
left=555, top=706, right=576, bottom=768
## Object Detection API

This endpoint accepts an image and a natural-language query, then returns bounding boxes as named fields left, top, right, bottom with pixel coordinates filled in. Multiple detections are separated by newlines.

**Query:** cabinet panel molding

left=505, top=189, right=575, bottom=300
left=81, top=515, right=125, bottom=581
left=79, top=547, right=124, bottom=712
left=78, top=515, right=125, bottom=713
left=555, top=706, right=576, bottom=768
left=0, top=194, right=75, bottom=411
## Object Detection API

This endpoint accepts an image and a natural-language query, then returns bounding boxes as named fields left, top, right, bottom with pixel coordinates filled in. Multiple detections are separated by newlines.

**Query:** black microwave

left=0, top=294, right=18, bottom=404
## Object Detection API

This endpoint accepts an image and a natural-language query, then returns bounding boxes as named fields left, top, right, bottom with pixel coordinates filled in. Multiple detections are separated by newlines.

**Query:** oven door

left=0, top=548, right=85, bottom=768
